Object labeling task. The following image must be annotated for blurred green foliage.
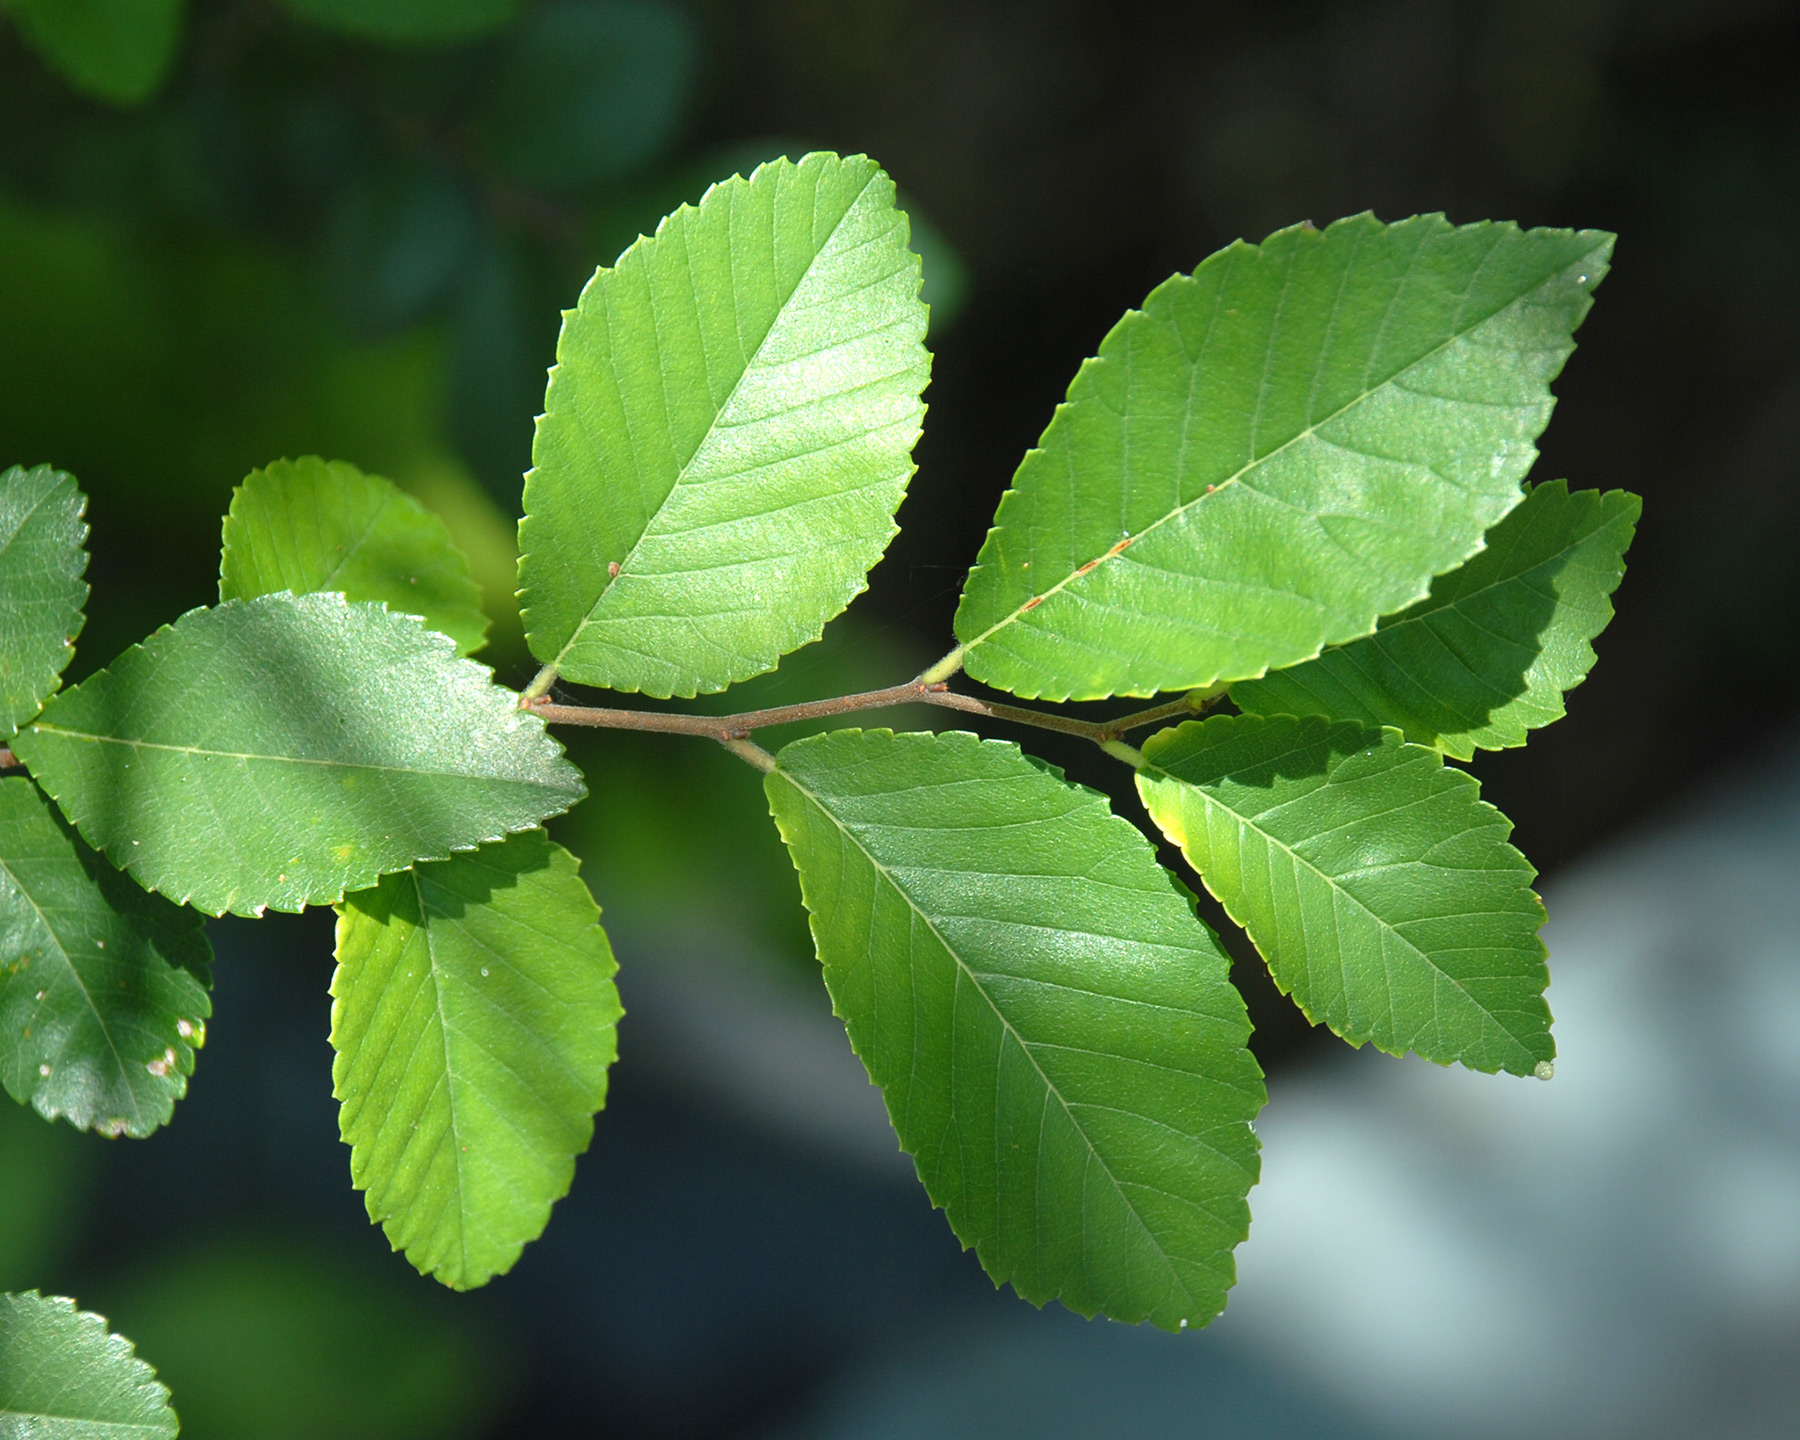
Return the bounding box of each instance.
[0,1101,95,1291]
[1,0,182,105]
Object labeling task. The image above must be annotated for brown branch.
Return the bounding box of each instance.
[0,747,17,770]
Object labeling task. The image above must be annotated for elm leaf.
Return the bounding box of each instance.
[954,215,1613,700]
[220,456,489,656]
[766,728,1264,1331]
[519,151,930,697]
[0,1290,178,1438]
[0,777,211,1139]
[1135,715,1550,1076]
[11,592,583,917]
[333,830,621,1289]
[0,465,88,742]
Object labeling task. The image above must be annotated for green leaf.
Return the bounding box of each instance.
[274,0,516,44]
[0,466,87,742]
[766,729,1264,1331]
[953,214,1613,701]
[0,1291,178,1438]
[11,592,583,918]
[1135,715,1550,1076]
[519,151,931,698]
[1231,481,1639,759]
[2,0,183,106]
[0,777,211,1138]
[332,830,620,1290]
[220,456,489,657]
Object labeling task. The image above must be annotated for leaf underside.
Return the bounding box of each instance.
[333,830,621,1290]
[1136,714,1550,1075]
[0,777,211,1138]
[0,465,88,742]
[954,214,1614,701]
[1232,481,1640,758]
[0,1290,178,1438]
[12,592,584,917]
[220,455,490,656]
[519,150,931,697]
[766,728,1265,1331]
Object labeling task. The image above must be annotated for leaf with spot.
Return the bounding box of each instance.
[11,592,583,917]
[332,829,621,1289]
[1135,714,1550,1076]
[220,455,489,656]
[0,777,210,1139]
[0,466,88,742]
[952,215,1613,700]
[766,728,1264,1331]
[518,150,930,697]
[0,1291,178,1437]
[1231,481,1639,759]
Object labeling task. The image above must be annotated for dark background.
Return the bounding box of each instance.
[2,2,1797,1436]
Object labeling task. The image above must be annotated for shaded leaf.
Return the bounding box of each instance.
[0,1290,177,1438]
[519,151,930,697]
[275,0,516,43]
[12,592,583,917]
[0,777,210,1138]
[766,728,1264,1331]
[2,0,183,106]
[1135,715,1550,1076]
[0,465,87,741]
[954,214,1612,700]
[220,456,489,656]
[333,830,620,1289]
[480,0,697,191]
[1232,481,1639,759]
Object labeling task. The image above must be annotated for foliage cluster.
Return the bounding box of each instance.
[1,151,1633,1421]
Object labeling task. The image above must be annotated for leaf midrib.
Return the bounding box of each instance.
[777,765,1202,1311]
[960,236,1607,660]
[546,167,882,676]
[1141,748,1533,1065]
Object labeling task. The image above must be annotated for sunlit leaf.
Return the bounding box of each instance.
[275,0,517,44]
[954,215,1613,700]
[0,465,87,742]
[0,1291,177,1438]
[220,456,489,656]
[1136,715,1550,1076]
[0,777,210,1138]
[333,830,620,1289]
[2,0,183,106]
[1232,481,1639,759]
[519,151,930,697]
[766,728,1264,1331]
[11,592,583,917]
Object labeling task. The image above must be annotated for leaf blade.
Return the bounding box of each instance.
[332,831,621,1289]
[3,0,184,106]
[954,215,1613,700]
[1135,714,1550,1076]
[1231,481,1639,758]
[220,455,490,656]
[0,465,88,742]
[519,151,931,697]
[0,1291,178,1438]
[11,592,583,917]
[0,777,211,1138]
[766,728,1264,1331]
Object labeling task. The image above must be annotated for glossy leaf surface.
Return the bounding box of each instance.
[333,830,620,1289]
[12,593,583,917]
[0,778,210,1138]
[519,151,930,696]
[3,0,184,105]
[767,729,1264,1331]
[954,215,1613,700]
[1136,715,1550,1075]
[1232,481,1639,758]
[220,455,489,655]
[0,466,88,742]
[0,1291,177,1438]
